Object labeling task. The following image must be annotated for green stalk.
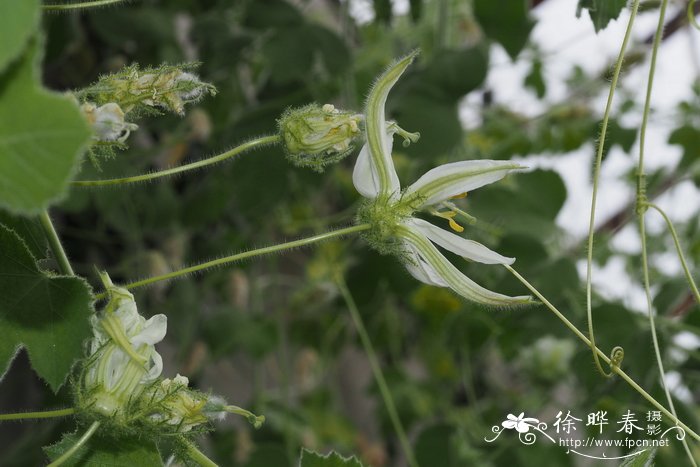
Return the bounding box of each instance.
[43,0,129,10]
[0,407,75,422]
[182,439,218,467]
[94,224,371,299]
[47,421,100,467]
[636,1,696,463]
[336,274,419,467]
[585,0,641,378]
[506,265,700,444]
[39,210,75,276]
[72,135,280,187]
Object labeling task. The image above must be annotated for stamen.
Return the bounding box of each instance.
[387,122,420,147]
[442,201,477,225]
[450,192,468,199]
[432,210,465,233]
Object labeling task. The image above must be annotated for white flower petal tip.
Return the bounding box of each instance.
[362,51,420,198]
[405,160,525,208]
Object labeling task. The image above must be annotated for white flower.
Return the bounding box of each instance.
[353,51,532,307]
[502,413,540,433]
[81,102,138,143]
[84,284,166,416]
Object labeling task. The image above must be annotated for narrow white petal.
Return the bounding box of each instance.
[398,226,532,306]
[403,243,448,287]
[352,144,381,198]
[364,51,417,196]
[405,160,524,208]
[406,218,514,265]
[145,350,163,381]
[132,314,167,346]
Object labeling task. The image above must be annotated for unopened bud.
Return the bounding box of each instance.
[278,103,362,172]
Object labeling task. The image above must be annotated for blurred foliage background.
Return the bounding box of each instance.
[1,0,700,465]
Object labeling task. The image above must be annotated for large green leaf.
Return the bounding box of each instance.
[474,0,534,59]
[0,38,91,214]
[577,0,627,33]
[299,449,364,467]
[0,0,39,73]
[0,225,93,392]
[44,432,162,466]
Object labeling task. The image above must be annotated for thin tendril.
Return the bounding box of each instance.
[645,203,700,306]
[47,421,100,467]
[637,1,697,463]
[505,264,700,444]
[585,0,641,378]
[43,0,129,11]
[689,0,700,30]
[336,274,419,467]
[72,135,280,187]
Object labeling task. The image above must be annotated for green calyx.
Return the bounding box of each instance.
[278,103,362,172]
[356,195,414,256]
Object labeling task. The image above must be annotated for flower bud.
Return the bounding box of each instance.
[278,103,362,172]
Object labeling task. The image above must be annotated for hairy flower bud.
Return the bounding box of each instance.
[77,64,216,117]
[278,103,362,172]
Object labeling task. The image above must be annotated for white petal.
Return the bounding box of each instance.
[502,420,517,429]
[403,243,448,287]
[398,226,532,306]
[515,423,531,433]
[406,218,514,265]
[352,144,381,198]
[405,160,524,208]
[364,52,417,196]
[145,350,163,381]
[131,314,167,346]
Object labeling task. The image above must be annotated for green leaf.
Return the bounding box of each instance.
[0,38,91,214]
[0,0,39,73]
[0,225,93,392]
[524,58,546,98]
[577,0,627,33]
[474,0,534,59]
[44,432,162,466]
[423,46,489,99]
[669,124,700,170]
[619,448,657,467]
[299,449,364,467]
[0,210,47,259]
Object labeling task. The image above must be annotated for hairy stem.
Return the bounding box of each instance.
[336,274,418,467]
[182,439,218,467]
[0,407,75,422]
[506,265,700,444]
[71,135,280,186]
[95,224,371,299]
[585,0,641,378]
[43,0,129,10]
[72,135,280,187]
[47,421,100,467]
[39,210,75,276]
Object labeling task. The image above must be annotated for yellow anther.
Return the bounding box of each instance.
[450,192,468,199]
[433,210,465,233]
